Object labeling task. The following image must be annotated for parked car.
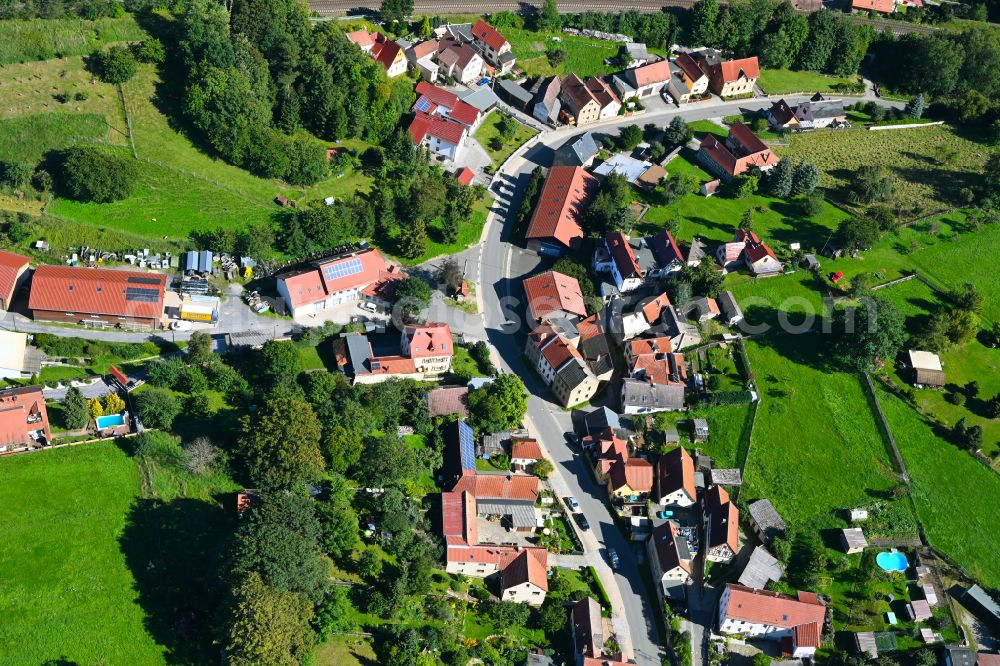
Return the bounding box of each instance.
[575,513,590,530]
[655,510,674,520]
[608,548,620,569]
[358,301,377,312]
[830,271,845,283]
[565,497,580,512]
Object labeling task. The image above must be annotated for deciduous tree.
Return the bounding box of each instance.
[222,571,315,666]
[236,397,325,490]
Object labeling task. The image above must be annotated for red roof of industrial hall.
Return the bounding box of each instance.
[28,265,166,320]
[526,166,597,250]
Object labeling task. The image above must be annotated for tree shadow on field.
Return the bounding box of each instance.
[119,496,235,665]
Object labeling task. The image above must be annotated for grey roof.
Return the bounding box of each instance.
[476,499,536,528]
[692,418,709,433]
[594,154,654,183]
[708,468,742,486]
[797,99,845,121]
[841,527,868,550]
[571,597,604,659]
[227,329,273,348]
[717,290,742,321]
[459,86,500,112]
[556,358,591,390]
[497,79,533,105]
[626,42,649,61]
[854,632,878,658]
[585,406,620,434]
[738,546,783,589]
[748,499,787,540]
[803,253,820,269]
[669,73,691,95]
[687,237,708,263]
[965,584,1000,621]
[572,132,601,164]
[946,647,977,666]
[531,76,562,122]
[622,379,686,410]
[345,333,373,376]
[526,653,556,666]
[444,22,474,42]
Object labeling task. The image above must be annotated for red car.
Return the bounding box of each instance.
[831,271,845,283]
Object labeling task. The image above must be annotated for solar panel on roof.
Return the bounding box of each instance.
[127,276,161,285]
[125,287,160,303]
[322,258,363,282]
[459,420,475,471]
[414,96,433,112]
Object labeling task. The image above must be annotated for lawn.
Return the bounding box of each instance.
[0,15,147,65]
[649,403,753,469]
[314,636,377,666]
[757,68,860,95]
[0,443,169,664]
[474,110,537,168]
[503,27,619,78]
[729,270,831,333]
[874,384,1000,588]
[741,335,900,525]
[0,112,110,163]
[779,124,990,215]
[639,153,849,253]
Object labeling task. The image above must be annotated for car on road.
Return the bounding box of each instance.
[565,497,580,512]
[655,510,674,520]
[575,513,590,531]
[358,302,377,312]
[608,548,620,569]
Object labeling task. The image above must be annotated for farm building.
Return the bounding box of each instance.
[748,499,787,543]
[28,265,167,329]
[908,350,945,388]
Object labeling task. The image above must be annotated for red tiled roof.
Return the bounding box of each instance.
[280,270,327,309]
[610,458,653,493]
[700,134,738,177]
[346,29,376,48]
[717,57,760,83]
[674,52,705,83]
[729,123,770,155]
[523,270,587,320]
[745,241,777,264]
[590,427,628,465]
[428,386,469,417]
[540,334,583,371]
[632,59,672,87]
[630,352,686,385]
[641,292,672,325]
[705,486,739,553]
[315,248,388,297]
[500,547,548,591]
[0,385,48,447]
[586,77,620,108]
[360,266,405,302]
[978,653,1000,666]
[769,99,797,127]
[0,250,29,304]
[794,622,821,648]
[409,39,439,60]
[368,354,418,376]
[657,446,696,503]
[29,265,166,320]
[449,100,481,127]
[606,232,643,280]
[415,81,459,109]
[852,0,895,11]
[408,111,468,146]
[452,473,539,502]
[526,166,597,250]
[628,337,673,357]
[650,229,683,267]
[442,490,477,546]
[371,38,404,72]
[735,228,762,245]
[472,19,509,53]
[650,520,692,574]
[511,439,543,460]
[403,322,453,358]
[723,584,827,631]
[455,167,475,186]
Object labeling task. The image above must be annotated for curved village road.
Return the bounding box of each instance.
[475,93,904,665]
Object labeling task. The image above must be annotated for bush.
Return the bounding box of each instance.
[59,146,138,203]
[92,45,138,84]
[945,391,966,406]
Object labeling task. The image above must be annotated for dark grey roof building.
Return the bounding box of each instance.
[496,79,533,111]
[748,499,787,543]
[621,379,686,413]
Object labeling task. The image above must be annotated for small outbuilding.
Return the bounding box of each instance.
[840,527,868,554]
[747,499,787,543]
[849,508,869,522]
[690,418,709,442]
[908,350,945,388]
[717,290,743,326]
[854,631,878,658]
[906,599,933,622]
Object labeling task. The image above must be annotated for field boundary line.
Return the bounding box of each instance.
[861,371,910,483]
[117,83,137,158]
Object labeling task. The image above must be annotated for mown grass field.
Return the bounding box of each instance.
[504,27,619,78]
[0,443,168,665]
[874,384,1000,588]
[474,110,537,168]
[0,15,147,65]
[757,68,860,95]
[779,124,989,214]
[657,404,754,469]
[741,335,900,524]
[0,112,109,163]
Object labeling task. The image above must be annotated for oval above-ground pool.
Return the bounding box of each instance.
[876,550,909,572]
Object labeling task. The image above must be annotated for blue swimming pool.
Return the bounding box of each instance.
[96,413,125,430]
[876,551,909,572]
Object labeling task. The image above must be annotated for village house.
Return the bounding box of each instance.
[346,29,408,77]
[0,331,41,380]
[717,228,783,276]
[703,485,739,563]
[559,73,621,126]
[587,426,629,479]
[0,249,30,311]
[656,446,697,507]
[621,379,687,415]
[717,290,744,326]
[607,457,654,502]
[343,322,453,385]
[692,296,720,322]
[648,520,693,601]
[525,166,598,256]
[436,37,485,85]
[28,264,167,329]
[851,0,896,13]
[496,79,534,112]
[408,110,469,161]
[0,384,50,452]
[427,386,470,418]
[276,247,402,317]
[738,546,784,590]
[412,81,483,129]
[557,131,601,168]
[614,291,673,341]
[405,39,441,81]
[471,19,515,74]
[593,229,685,292]
[510,439,543,472]
[524,322,607,407]
[572,596,633,665]
[718,584,827,659]
[695,52,760,98]
[530,75,562,126]
[666,52,710,104]
[612,59,673,99]
[748,498,787,543]
[766,95,847,131]
[698,123,779,181]
[523,270,588,323]
[623,42,650,67]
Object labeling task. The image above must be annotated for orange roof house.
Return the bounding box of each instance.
[609,458,654,496]
[0,385,50,451]
[704,485,739,562]
[277,247,394,316]
[525,166,598,254]
[852,0,895,12]
[402,322,453,359]
[472,19,510,54]
[718,584,827,657]
[28,265,166,328]
[523,270,587,322]
[0,250,29,311]
[657,447,696,507]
